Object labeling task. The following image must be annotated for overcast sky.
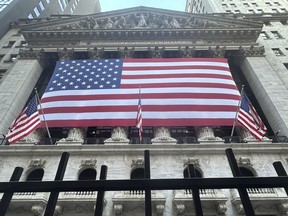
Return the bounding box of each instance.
[99,0,187,12]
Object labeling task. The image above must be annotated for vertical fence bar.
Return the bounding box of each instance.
[225,148,255,216]
[0,167,23,216]
[187,164,203,216]
[144,150,152,216]
[94,165,108,216]
[273,161,288,195]
[44,152,70,216]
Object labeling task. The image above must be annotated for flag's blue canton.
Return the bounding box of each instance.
[240,94,250,113]
[25,96,38,116]
[47,59,123,92]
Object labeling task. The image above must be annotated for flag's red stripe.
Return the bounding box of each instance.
[123,58,228,63]
[122,73,233,80]
[123,65,230,71]
[41,93,240,103]
[121,83,238,89]
[40,118,234,128]
[41,105,239,114]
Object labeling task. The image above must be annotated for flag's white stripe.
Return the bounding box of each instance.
[121,78,235,85]
[122,69,231,76]
[8,120,41,143]
[40,111,237,121]
[7,113,40,136]
[42,88,240,98]
[123,62,228,67]
[41,99,239,109]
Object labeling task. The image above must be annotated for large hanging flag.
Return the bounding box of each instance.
[6,95,41,144]
[40,58,241,127]
[237,92,267,141]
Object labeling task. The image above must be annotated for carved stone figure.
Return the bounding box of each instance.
[105,18,114,29]
[171,17,181,28]
[160,16,171,28]
[137,13,148,27]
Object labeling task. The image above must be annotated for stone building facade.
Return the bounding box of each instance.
[0,6,288,216]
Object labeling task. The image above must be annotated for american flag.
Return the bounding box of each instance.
[237,92,267,141]
[136,97,143,144]
[6,95,41,144]
[40,58,241,127]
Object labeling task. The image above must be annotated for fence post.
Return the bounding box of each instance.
[94,165,108,216]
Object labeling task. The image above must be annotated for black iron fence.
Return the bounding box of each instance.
[1,148,288,216]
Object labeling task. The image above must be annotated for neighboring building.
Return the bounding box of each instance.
[1,4,288,216]
[0,0,101,39]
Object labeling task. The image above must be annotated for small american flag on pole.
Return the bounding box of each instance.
[136,94,143,144]
[6,95,41,144]
[237,92,267,141]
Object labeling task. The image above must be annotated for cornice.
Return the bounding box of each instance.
[1,143,287,156]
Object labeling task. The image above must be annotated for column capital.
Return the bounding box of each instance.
[88,47,105,59]
[118,47,135,58]
[208,45,226,58]
[19,48,47,67]
[232,45,265,65]
[57,47,75,60]
[178,46,196,58]
[148,46,165,58]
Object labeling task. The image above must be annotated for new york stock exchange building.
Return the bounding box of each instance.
[1,6,288,216]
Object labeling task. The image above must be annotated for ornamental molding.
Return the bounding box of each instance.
[20,7,262,46]
[80,159,97,168]
[29,159,46,169]
[19,48,47,67]
[183,158,200,167]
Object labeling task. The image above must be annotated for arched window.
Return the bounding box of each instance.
[130,167,145,195]
[78,168,97,180]
[26,168,44,181]
[183,166,202,178]
[130,167,144,179]
[239,167,255,177]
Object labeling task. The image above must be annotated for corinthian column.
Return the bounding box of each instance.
[195,126,223,143]
[18,128,46,145]
[56,48,87,145]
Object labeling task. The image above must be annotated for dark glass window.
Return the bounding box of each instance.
[26,169,44,181]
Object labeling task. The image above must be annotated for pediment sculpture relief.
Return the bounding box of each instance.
[44,13,228,31]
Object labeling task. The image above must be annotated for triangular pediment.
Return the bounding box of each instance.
[21,6,261,31]
[20,6,263,46]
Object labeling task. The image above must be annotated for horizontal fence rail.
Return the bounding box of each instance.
[1,148,288,216]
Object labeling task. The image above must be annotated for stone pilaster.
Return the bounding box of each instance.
[232,45,265,65]
[0,51,44,135]
[151,127,177,144]
[195,126,223,143]
[104,126,130,144]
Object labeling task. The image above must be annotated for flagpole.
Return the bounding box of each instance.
[137,87,143,144]
[34,88,53,145]
[230,85,244,142]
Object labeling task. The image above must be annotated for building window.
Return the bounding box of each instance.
[274,2,281,6]
[264,21,272,26]
[272,48,284,56]
[283,63,288,69]
[230,3,236,7]
[0,54,4,60]
[39,1,45,11]
[271,31,283,39]
[58,0,64,11]
[248,9,255,13]
[78,168,97,180]
[2,40,15,48]
[265,2,272,6]
[260,31,270,39]
[183,166,203,178]
[235,10,240,13]
[222,3,228,7]
[251,2,258,6]
[26,169,44,181]
[280,8,287,13]
[271,8,278,13]
[0,69,7,80]
[85,127,111,144]
[34,7,40,17]
[243,3,249,7]
[226,10,231,12]
[257,9,263,13]
[28,13,33,19]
